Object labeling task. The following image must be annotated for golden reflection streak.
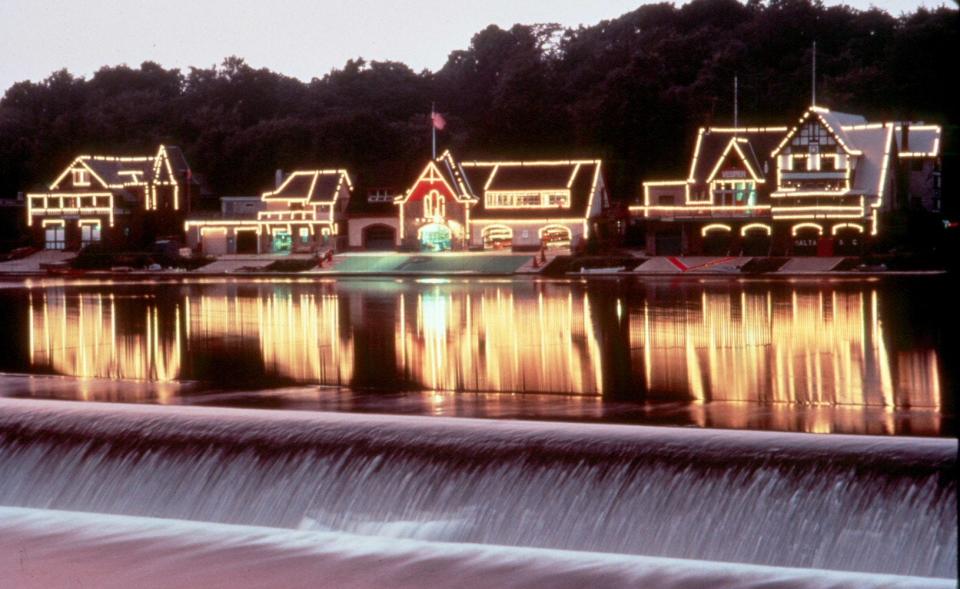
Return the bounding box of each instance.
[28,290,181,384]
[396,286,604,395]
[191,292,354,384]
[631,286,941,432]
[28,289,354,387]
[23,283,943,428]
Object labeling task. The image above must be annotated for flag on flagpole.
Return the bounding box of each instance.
[430,103,445,159]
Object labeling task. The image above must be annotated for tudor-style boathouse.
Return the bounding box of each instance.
[633,105,942,255]
[25,145,196,250]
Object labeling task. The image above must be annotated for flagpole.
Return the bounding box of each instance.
[733,75,738,133]
[811,41,816,107]
[431,102,437,159]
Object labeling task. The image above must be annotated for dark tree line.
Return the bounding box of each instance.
[0,0,955,205]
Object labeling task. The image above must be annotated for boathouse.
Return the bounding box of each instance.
[25,145,196,250]
[185,169,352,255]
[633,105,941,255]
[393,150,607,252]
[459,158,607,251]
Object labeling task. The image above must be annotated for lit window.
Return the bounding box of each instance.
[424,190,445,219]
[711,180,756,206]
[485,190,571,208]
[44,224,65,249]
[807,144,820,171]
[72,168,90,187]
[81,222,101,245]
[546,192,569,207]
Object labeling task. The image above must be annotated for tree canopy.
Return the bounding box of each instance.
[0,0,955,203]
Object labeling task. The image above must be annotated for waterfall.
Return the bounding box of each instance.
[1,399,955,580]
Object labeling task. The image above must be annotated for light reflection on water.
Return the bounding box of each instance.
[633,289,940,409]
[1,277,951,435]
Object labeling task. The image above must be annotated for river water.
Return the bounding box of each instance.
[0,276,955,587]
[0,275,953,435]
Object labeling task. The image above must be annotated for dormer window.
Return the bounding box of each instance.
[72,168,90,187]
[368,189,395,203]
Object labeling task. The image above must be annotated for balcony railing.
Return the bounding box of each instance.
[257,210,318,222]
[779,171,848,182]
[635,206,772,220]
[29,193,113,213]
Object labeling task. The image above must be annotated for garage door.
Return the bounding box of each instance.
[655,230,682,256]
[363,225,396,250]
[201,230,228,256]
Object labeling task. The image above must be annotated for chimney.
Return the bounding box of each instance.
[275,169,284,188]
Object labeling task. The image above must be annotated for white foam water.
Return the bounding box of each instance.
[0,399,956,579]
[0,507,952,589]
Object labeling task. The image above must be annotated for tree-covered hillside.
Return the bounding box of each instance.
[0,0,955,204]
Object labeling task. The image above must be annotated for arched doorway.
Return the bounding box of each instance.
[481,225,513,250]
[741,224,772,256]
[832,224,864,256]
[791,223,822,256]
[539,225,572,249]
[701,224,732,255]
[418,223,452,252]
[362,224,396,250]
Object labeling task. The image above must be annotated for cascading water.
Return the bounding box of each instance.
[1,398,956,586]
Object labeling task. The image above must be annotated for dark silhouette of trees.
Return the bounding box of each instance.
[0,0,955,205]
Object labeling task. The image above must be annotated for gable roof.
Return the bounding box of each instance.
[771,106,864,157]
[395,151,477,204]
[160,145,191,178]
[436,150,476,199]
[687,127,784,185]
[705,137,767,183]
[841,124,893,198]
[819,110,867,148]
[459,159,603,220]
[87,158,153,187]
[893,124,941,157]
[49,144,192,191]
[261,170,352,203]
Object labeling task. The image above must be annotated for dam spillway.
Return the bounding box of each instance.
[0,399,955,586]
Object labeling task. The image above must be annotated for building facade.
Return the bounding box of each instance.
[393,151,607,251]
[633,105,942,255]
[25,145,194,250]
[185,169,352,255]
[345,188,401,250]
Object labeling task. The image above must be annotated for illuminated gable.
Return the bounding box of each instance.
[706,138,765,184]
[395,157,474,205]
[772,106,863,159]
